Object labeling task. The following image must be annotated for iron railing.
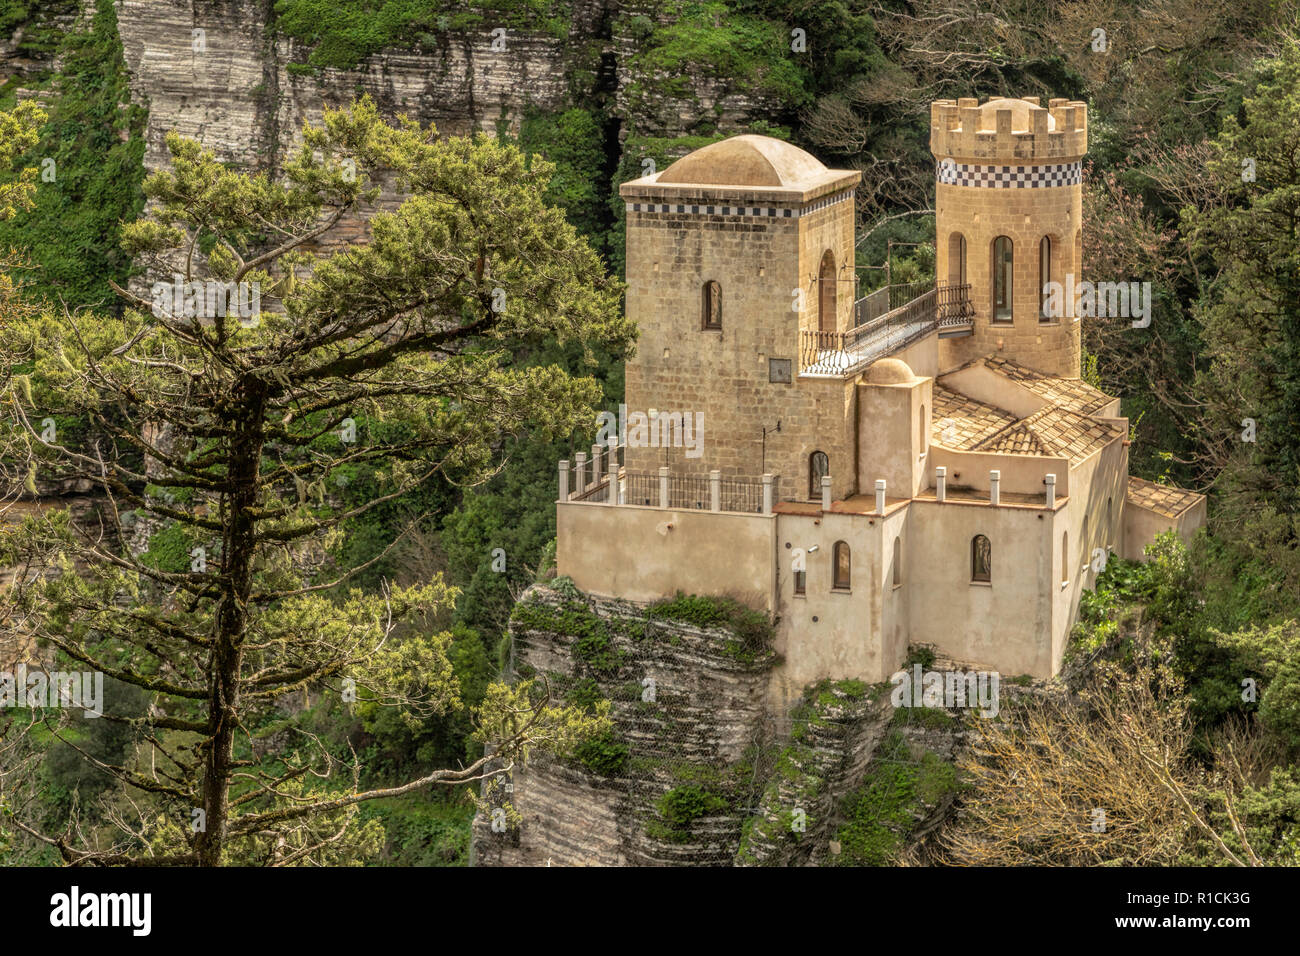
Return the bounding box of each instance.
[802,280,972,376]
[937,281,975,329]
[579,471,777,514]
[719,476,769,514]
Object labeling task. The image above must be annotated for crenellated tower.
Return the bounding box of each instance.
[931,96,1088,378]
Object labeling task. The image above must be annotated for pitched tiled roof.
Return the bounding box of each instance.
[1126,475,1204,518]
[982,356,1114,415]
[974,405,1121,463]
[931,386,1017,449]
[978,424,1049,456]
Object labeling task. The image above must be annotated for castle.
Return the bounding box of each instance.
[555,97,1205,706]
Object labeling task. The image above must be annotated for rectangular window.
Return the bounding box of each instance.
[768,358,792,383]
[794,570,806,596]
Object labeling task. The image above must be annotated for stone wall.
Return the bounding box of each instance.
[620,193,860,499]
[932,98,1087,378]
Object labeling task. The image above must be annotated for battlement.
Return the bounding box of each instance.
[930,96,1087,164]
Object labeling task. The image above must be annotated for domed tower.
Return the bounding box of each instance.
[618,135,861,495]
[931,97,1088,378]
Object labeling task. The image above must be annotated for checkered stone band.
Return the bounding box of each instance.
[626,188,854,219]
[936,160,1082,188]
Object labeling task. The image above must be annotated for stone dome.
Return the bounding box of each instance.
[974,97,1056,133]
[657,135,829,188]
[864,358,916,385]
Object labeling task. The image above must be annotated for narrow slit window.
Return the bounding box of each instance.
[1039,236,1053,321]
[972,534,991,583]
[702,280,722,330]
[949,233,967,287]
[818,250,837,333]
[992,236,1013,322]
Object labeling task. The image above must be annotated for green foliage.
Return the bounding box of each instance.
[565,676,604,711]
[356,625,495,778]
[621,2,810,113]
[830,733,959,866]
[656,784,728,839]
[274,0,570,72]
[138,520,203,574]
[647,592,775,655]
[1185,38,1300,526]
[903,645,935,669]
[0,0,146,308]
[514,107,610,256]
[1210,621,1300,751]
[0,1,78,65]
[572,730,628,776]
[356,791,476,866]
[0,98,626,865]
[42,677,150,810]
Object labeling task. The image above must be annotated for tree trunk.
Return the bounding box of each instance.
[197,383,266,866]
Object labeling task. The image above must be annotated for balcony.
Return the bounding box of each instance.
[560,452,780,515]
[800,280,973,378]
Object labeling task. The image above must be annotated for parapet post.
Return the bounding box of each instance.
[989,470,1001,507]
[1045,473,1056,510]
[575,451,587,493]
[936,466,947,503]
[821,474,832,512]
[591,444,602,488]
[762,474,774,515]
[558,459,570,501]
[658,466,669,509]
[875,479,886,515]
[710,470,721,512]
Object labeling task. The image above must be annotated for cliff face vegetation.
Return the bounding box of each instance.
[473,581,974,866]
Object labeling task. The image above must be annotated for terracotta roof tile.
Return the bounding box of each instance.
[1126,475,1204,518]
[983,356,1114,415]
[931,386,1017,449]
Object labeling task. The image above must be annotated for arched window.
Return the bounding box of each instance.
[1039,236,1053,321]
[992,236,1013,322]
[918,404,927,453]
[948,233,967,287]
[702,280,722,330]
[809,450,829,499]
[1061,532,1069,585]
[833,541,851,590]
[971,534,991,582]
[892,537,902,588]
[818,250,837,333]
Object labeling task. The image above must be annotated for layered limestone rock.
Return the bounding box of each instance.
[473,583,779,866]
[115,0,580,176]
[472,583,974,867]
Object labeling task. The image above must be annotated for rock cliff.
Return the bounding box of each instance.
[472,582,975,866]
